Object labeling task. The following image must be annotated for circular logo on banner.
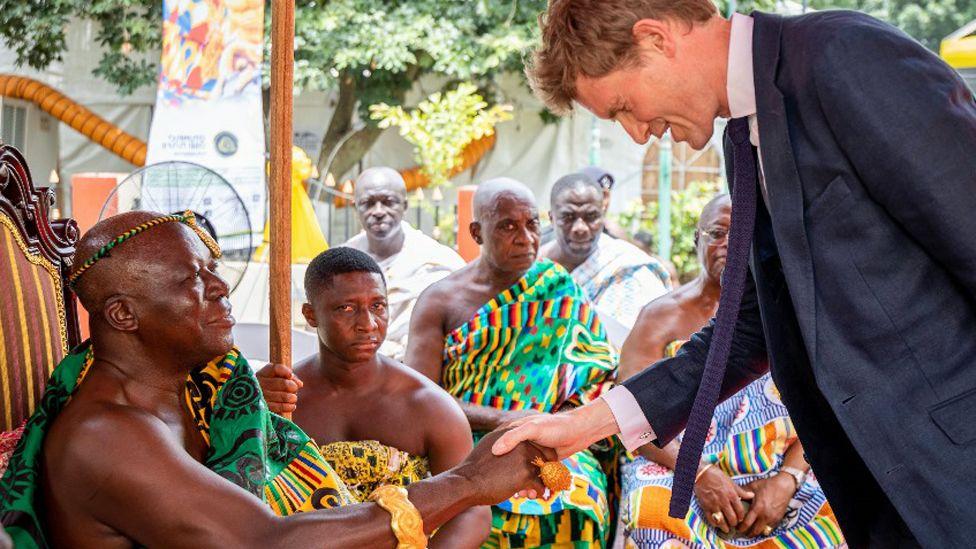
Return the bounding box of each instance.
[214,131,239,157]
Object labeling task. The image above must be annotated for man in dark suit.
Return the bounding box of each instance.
[493,1,976,546]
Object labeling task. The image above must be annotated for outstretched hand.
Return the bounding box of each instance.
[491,399,619,460]
[256,363,303,415]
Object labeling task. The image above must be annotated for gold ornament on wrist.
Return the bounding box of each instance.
[367,485,427,549]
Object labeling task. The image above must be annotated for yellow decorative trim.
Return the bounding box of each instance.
[5,228,35,414]
[367,485,427,549]
[0,214,69,358]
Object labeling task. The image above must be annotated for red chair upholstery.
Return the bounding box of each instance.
[0,144,80,432]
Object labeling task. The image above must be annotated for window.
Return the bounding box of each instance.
[1,104,27,150]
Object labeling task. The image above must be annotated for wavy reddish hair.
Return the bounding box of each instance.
[527,0,718,114]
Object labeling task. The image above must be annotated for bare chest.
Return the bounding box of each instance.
[291,390,426,456]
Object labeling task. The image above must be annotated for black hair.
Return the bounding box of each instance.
[304,247,386,300]
[549,172,603,208]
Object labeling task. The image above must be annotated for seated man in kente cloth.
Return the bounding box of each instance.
[541,172,670,330]
[0,210,550,548]
[406,178,618,548]
[617,195,844,547]
[258,246,490,547]
[343,167,466,360]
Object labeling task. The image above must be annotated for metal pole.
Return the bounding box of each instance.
[344,200,350,242]
[327,193,333,244]
[657,135,673,261]
[589,114,601,166]
[269,0,294,417]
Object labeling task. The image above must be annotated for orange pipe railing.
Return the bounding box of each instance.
[0,75,147,166]
[0,74,496,192]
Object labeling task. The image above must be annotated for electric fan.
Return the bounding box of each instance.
[98,161,254,292]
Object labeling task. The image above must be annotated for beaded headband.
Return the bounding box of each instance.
[68,210,222,287]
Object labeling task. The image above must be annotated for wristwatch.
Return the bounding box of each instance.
[779,466,807,490]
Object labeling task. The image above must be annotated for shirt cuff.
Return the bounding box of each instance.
[601,385,656,452]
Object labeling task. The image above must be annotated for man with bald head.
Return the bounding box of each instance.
[0,210,553,548]
[344,167,464,360]
[405,178,619,548]
[542,172,670,331]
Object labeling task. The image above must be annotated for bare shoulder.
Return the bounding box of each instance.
[412,263,475,328]
[381,357,465,425]
[635,291,682,329]
[384,357,452,406]
[420,262,475,299]
[291,354,317,379]
[45,398,173,501]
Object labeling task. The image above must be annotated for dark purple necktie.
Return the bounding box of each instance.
[669,117,758,518]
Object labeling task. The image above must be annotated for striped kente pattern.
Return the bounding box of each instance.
[441,260,618,547]
[0,215,68,431]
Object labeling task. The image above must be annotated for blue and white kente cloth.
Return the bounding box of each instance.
[571,235,670,329]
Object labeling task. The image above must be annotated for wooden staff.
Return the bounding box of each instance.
[269,0,294,417]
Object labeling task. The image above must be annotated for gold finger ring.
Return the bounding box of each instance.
[762,525,773,536]
[711,512,723,523]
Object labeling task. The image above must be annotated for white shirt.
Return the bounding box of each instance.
[727,13,770,204]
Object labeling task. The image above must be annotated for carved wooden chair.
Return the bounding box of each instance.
[0,144,80,436]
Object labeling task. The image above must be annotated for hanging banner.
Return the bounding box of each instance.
[146,0,267,244]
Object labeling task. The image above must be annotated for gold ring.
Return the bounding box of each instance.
[711,511,723,523]
[762,525,773,536]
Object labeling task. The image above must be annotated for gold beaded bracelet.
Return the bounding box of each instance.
[367,485,427,549]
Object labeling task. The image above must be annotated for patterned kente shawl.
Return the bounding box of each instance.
[620,342,845,548]
[0,342,355,548]
[442,259,618,540]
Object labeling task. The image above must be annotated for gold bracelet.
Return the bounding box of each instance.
[367,485,427,549]
[695,463,714,482]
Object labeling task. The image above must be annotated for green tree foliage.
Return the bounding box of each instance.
[295,0,546,181]
[612,180,724,281]
[0,0,159,95]
[370,83,513,187]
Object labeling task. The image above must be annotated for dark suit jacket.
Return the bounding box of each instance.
[623,10,976,547]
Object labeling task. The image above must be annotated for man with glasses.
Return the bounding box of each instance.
[615,194,843,546]
[344,167,464,360]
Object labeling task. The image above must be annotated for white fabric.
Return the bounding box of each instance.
[571,236,669,329]
[344,221,465,360]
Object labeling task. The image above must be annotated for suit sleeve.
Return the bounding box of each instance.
[814,22,976,298]
[621,267,769,446]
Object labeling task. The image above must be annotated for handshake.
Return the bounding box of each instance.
[257,363,591,506]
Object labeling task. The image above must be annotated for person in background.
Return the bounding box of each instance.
[258,247,490,548]
[344,167,465,361]
[616,194,844,546]
[542,172,670,329]
[405,178,618,548]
